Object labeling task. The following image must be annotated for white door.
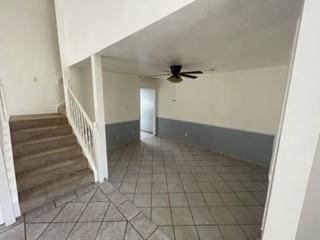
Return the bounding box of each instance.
[140,88,155,134]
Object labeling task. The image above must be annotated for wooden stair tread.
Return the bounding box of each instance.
[12,124,70,133]
[13,134,75,147]
[19,168,93,200]
[17,156,87,179]
[17,157,89,192]
[10,113,66,122]
[19,169,94,213]
[14,145,81,162]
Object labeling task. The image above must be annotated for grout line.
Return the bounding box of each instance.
[164,152,176,240]
[63,188,97,239]
[35,200,67,240]
[122,221,128,240]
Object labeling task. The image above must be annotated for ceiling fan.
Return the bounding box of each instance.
[151,65,204,83]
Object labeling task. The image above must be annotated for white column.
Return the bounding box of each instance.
[0,149,16,226]
[262,0,320,239]
[91,54,108,182]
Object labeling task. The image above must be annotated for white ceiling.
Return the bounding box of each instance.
[94,0,303,76]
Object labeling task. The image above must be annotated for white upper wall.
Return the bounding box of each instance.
[103,72,140,124]
[157,66,288,135]
[55,0,194,65]
[70,66,141,125]
[70,66,94,120]
[0,0,62,116]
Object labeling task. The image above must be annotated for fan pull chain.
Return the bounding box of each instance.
[172,84,177,102]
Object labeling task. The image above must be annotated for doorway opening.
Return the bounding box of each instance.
[140,88,156,139]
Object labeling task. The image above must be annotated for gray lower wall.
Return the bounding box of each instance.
[157,117,274,166]
[105,120,140,148]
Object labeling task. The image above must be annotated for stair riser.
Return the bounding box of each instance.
[19,171,94,213]
[12,126,73,143]
[10,118,68,131]
[13,136,77,158]
[17,161,88,192]
[14,147,83,174]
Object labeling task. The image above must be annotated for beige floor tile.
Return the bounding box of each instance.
[174,226,199,240]
[149,228,171,240]
[203,193,225,206]
[130,213,157,239]
[124,224,143,240]
[186,193,207,206]
[104,203,125,221]
[54,203,86,222]
[241,225,261,240]
[197,226,223,240]
[220,193,243,206]
[191,207,216,225]
[169,193,188,206]
[26,223,48,240]
[134,194,152,207]
[219,225,248,240]
[118,201,141,221]
[91,189,109,202]
[0,224,25,240]
[210,207,237,224]
[79,202,109,222]
[135,182,152,193]
[39,223,74,240]
[152,207,172,225]
[96,222,126,240]
[152,194,170,207]
[171,207,194,225]
[228,206,258,224]
[68,222,101,240]
[159,226,175,240]
[152,182,168,193]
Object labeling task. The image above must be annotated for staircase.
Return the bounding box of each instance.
[10,113,94,213]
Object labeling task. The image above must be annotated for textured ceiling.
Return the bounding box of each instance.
[93,0,303,76]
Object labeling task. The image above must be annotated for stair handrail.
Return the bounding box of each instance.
[64,80,98,181]
[67,85,94,129]
[0,82,19,225]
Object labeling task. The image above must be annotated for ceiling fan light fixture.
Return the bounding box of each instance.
[167,75,183,83]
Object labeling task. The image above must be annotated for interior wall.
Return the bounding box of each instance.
[103,72,140,125]
[70,67,141,123]
[69,66,141,147]
[262,0,320,237]
[156,66,288,164]
[69,66,94,121]
[54,0,194,65]
[0,0,63,116]
[157,66,287,135]
[296,133,320,239]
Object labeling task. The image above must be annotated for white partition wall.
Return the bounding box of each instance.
[54,0,194,65]
[262,0,320,239]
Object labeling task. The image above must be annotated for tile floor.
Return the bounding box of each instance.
[108,133,268,240]
[0,182,168,240]
[0,133,268,240]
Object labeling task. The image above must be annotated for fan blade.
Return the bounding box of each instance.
[180,71,203,74]
[147,73,171,77]
[180,73,198,79]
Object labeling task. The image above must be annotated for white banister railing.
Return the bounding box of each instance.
[0,83,20,226]
[64,80,98,181]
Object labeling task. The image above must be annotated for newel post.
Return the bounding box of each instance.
[91,54,108,182]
